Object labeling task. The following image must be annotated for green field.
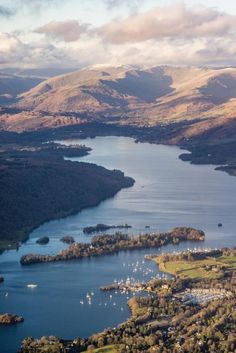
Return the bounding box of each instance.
[156,255,236,279]
[83,345,119,353]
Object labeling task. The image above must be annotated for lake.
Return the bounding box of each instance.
[0,136,236,353]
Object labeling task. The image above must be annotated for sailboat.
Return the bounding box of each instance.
[27,284,38,288]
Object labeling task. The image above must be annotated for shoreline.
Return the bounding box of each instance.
[49,123,236,179]
[0,179,134,255]
[1,125,232,255]
[1,122,235,178]
[3,178,133,253]
[18,247,236,353]
[0,139,135,254]
[20,227,205,266]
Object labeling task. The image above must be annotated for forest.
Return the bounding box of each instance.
[0,140,134,252]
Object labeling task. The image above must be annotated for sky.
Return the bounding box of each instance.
[1,0,236,69]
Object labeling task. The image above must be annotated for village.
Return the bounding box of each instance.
[173,288,233,305]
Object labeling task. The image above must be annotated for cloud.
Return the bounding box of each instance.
[35,20,89,42]
[61,32,236,69]
[99,3,236,44]
[2,3,236,69]
[120,37,236,67]
[0,33,23,56]
[0,5,14,17]
[2,28,236,70]
[0,32,76,68]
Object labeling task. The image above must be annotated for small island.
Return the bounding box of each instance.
[83,224,132,234]
[60,236,75,244]
[0,314,24,325]
[36,236,50,245]
[20,227,205,265]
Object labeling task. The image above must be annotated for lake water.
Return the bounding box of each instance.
[1,136,236,353]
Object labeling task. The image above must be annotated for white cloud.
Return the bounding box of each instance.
[99,3,236,44]
[2,3,236,69]
[0,32,76,68]
[35,20,89,42]
[0,33,21,53]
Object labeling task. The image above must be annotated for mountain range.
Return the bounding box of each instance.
[18,65,236,120]
[0,67,77,106]
[0,65,235,142]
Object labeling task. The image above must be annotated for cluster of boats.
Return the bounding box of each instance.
[77,258,170,308]
[123,259,155,277]
[79,290,126,311]
[80,291,95,305]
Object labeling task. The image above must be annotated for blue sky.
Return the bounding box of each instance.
[1,0,236,68]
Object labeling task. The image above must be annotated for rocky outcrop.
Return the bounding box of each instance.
[20,227,205,266]
[0,314,24,325]
[60,236,75,244]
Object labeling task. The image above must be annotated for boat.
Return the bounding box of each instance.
[27,284,38,288]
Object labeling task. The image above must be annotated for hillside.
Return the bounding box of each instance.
[1,67,77,79]
[1,65,236,174]
[11,65,236,127]
[0,72,44,105]
[1,65,236,142]
[0,143,134,252]
[0,67,77,106]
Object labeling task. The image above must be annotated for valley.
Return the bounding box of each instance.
[1,65,236,176]
[1,1,236,352]
[1,66,236,353]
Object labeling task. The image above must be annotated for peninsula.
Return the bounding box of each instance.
[0,139,134,253]
[20,227,205,265]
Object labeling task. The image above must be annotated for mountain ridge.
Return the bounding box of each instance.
[1,65,236,153]
[9,65,236,128]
